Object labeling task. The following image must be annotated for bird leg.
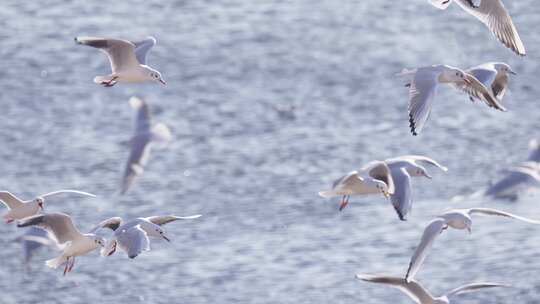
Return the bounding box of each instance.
[339,195,350,211]
[101,76,118,87]
[107,242,117,256]
[68,257,76,273]
[63,257,71,276]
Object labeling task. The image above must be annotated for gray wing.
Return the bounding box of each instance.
[75,37,140,72]
[406,68,440,136]
[362,161,395,195]
[132,37,156,65]
[39,189,96,199]
[406,218,446,282]
[492,71,509,100]
[527,139,540,162]
[116,226,150,259]
[455,72,506,111]
[89,217,123,233]
[444,282,509,298]
[485,169,540,200]
[129,96,152,134]
[455,0,526,56]
[457,66,497,101]
[467,208,540,224]
[356,274,434,304]
[391,155,448,172]
[0,191,24,209]
[121,133,152,194]
[17,213,83,244]
[145,214,202,226]
[390,167,412,221]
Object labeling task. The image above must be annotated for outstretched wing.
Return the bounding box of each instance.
[75,37,140,72]
[406,218,446,282]
[89,217,124,233]
[406,68,440,136]
[40,189,96,199]
[455,72,506,111]
[390,167,412,221]
[356,274,434,304]
[391,155,448,172]
[145,214,202,226]
[0,191,24,209]
[17,213,83,245]
[132,37,157,65]
[362,161,395,195]
[445,282,509,298]
[455,0,526,56]
[467,208,540,224]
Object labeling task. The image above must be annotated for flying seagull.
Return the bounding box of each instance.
[75,36,166,87]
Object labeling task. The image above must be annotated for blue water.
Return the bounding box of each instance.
[0,1,539,303]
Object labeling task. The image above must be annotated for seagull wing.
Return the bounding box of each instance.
[492,71,509,100]
[129,96,152,134]
[116,225,150,259]
[467,208,540,224]
[455,66,497,101]
[75,37,140,72]
[356,274,435,304]
[145,214,202,226]
[362,161,395,195]
[17,213,83,245]
[454,72,506,111]
[456,0,526,56]
[389,167,412,221]
[444,282,509,298]
[89,217,124,233]
[393,155,448,172]
[0,191,24,209]
[132,37,157,65]
[39,189,96,199]
[406,68,440,136]
[121,134,152,194]
[406,218,447,282]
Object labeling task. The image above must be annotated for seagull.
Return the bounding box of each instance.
[484,162,540,201]
[13,227,60,270]
[356,274,508,304]
[398,65,505,135]
[0,190,96,223]
[428,0,526,56]
[17,213,105,275]
[384,155,448,220]
[405,208,540,282]
[319,161,395,211]
[74,36,166,87]
[91,214,201,259]
[454,62,516,104]
[121,97,172,194]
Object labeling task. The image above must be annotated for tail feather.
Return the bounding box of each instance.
[318,190,343,198]
[46,255,67,269]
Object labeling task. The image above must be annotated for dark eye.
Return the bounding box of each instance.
[455,72,459,76]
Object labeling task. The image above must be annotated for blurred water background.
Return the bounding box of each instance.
[0,0,539,303]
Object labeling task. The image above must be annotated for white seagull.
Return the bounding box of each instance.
[75,36,166,87]
[0,190,96,223]
[485,162,540,201]
[17,213,105,275]
[398,65,505,135]
[454,62,516,105]
[356,274,508,304]
[405,208,540,282]
[121,96,172,194]
[91,214,201,259]
[384,155,448,220]
[428,0,526,56]
[319,161,395,211]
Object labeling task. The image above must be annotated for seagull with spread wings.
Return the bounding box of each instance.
[75,36,166,86]
[405,208,540,282]
[428,0,526,56]
[91,214,201,259]
[0,190,96,223]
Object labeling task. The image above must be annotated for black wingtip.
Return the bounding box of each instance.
[408,114,418,136]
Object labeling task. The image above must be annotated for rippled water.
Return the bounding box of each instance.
[0,1,539,303]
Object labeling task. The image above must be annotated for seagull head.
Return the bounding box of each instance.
[494,63,516,75]
[34,197,45,210]
[145,67,166,85]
